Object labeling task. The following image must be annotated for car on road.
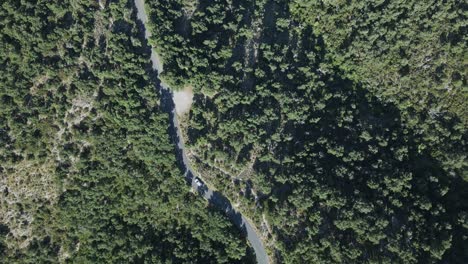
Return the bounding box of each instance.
[194,177,204,187]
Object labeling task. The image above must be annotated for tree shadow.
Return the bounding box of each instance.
[131,3,264,261]
[132,0,467,262]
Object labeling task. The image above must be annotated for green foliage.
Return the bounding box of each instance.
[146,0,467,263]
[0,0,253,263]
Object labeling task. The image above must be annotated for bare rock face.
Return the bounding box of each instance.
[0,158,59,249]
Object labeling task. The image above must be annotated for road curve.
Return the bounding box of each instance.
[133,1,269,264]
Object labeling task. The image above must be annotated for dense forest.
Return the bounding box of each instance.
[0,0,254,263]
[146,0,467,263]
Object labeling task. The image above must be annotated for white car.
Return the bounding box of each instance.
[194,177,203,187]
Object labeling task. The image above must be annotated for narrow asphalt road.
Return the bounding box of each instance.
[133,1,269,264]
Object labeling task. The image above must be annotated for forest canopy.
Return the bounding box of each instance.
[0,0,466,263]
[0,0,253,263]
[145,0,467,263]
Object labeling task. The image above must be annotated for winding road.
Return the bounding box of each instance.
[133,1,269,263]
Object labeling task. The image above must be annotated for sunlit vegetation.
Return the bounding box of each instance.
[0,0,253,262]
[146,0,467,263]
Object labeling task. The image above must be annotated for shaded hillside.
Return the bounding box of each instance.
[145,0,467,263]
[0,0,254,263]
